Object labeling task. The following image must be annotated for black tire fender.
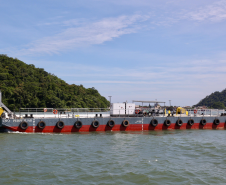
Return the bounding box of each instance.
[19,121,28,130]
[56,121,65,129]
[213,118,220,125]
[37,121,46,129]
[122,120,129,127]
[107,120,115,128]
[200,119,206,126]
[74,121,82,129]
[164,119,171,127]
[92,120,99,128]
[176,119,183,126]
[151,119,158,127]
[187,119,194,126]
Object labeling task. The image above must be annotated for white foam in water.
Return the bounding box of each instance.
[7,131,64,135]
[9,131,33,134]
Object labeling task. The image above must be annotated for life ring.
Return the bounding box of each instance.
[19,121,28,130]
[213,118,220,125]
[44,108,47,112]
[56,121,64,129]
[151,119,158,127]
[135,110,140,114]
[37,121,46,129]
[187,119,194,126]
[107,120,115,128]
[164,119,171,126]
[74,121,82,129]
[194,109,197,114]
[176,119,183,126]
[122,120,129,127]
[53,109,58,114]
[92,120,99,128]
[200,119,206,126]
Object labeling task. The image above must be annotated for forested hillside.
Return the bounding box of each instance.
[195,89,226,109]
[0,54,109,110]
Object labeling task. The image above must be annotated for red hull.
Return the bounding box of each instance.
[4,122,226,133]
[143,122,226,130]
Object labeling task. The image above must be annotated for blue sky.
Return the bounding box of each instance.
[1,0,226,106]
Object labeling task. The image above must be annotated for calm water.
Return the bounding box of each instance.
[0,130,226,184]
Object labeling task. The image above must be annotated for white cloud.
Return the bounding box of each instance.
[8,1,226,56]
[149,1,226,26]
[182,0,226,22]
[19,14,150,55]
[51,58,226,84]
[37,18,86,27]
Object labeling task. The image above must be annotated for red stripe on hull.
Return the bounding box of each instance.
[4,122,226,133]
[143,122,226,130]
[5,124,143,133]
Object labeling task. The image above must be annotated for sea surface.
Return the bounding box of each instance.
[0,130,226,185]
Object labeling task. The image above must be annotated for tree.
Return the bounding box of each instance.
[211,102,225,109]
[194,89,226,108]
[0,55,110,110]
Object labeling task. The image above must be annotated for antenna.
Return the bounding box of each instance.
[108,96,112,105]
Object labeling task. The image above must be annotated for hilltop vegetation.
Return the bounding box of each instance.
[195,89,226,109]
[0,54,109,110]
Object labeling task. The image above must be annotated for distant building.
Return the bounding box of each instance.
[183,106,192,109]
[197,106,208,109]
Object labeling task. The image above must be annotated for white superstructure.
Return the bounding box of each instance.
[110,103,135,115]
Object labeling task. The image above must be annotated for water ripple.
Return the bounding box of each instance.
[1,130,226,184]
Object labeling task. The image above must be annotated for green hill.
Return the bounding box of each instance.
[0,54,109,110]
[194,89,226,109]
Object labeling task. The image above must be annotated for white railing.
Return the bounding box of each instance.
[187,109,225,117]
[17,108,110,118]
[12,108,226,119]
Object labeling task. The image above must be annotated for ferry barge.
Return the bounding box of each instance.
[0,91,225,133]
